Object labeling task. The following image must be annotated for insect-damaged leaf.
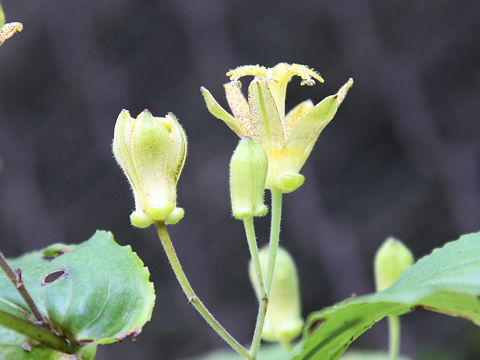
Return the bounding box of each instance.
[0,231,155,359]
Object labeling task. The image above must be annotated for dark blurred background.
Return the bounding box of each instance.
[0,0,479,359]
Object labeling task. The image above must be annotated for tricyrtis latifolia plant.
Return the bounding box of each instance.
[1,6,480,360]
[112,63,353,360]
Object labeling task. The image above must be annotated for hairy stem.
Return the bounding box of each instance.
[243,216,267,358]
[0,250,46,323]
[265,188,283,296]
[0,309,76,354]
[155,222,250,359]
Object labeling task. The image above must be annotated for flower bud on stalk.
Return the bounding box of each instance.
[229,137,268,219]
[374,237,414,291]
[249,246,303,344]
[113,109,187,228]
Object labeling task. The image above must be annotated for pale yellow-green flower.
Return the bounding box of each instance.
[113,109,187,228]
[201,63,353,193]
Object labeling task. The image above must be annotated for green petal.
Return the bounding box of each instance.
[113,110,145,211]
[285,99,314,138]
[165,113,187,183]
[200,87,249,138]
[286,78,353,169]
[248,79,285,149]
[131,111,176,217]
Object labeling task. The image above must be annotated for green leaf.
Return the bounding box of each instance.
[0,231,155,358]
[294,232,480,360]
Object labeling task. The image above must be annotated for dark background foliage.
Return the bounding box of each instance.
[0,0,479,359]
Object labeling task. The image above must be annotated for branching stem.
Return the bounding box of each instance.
[0,250,46,323]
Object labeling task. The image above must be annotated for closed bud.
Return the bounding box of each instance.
[249,246,303,344]
[229,137,268,219]
[374,237,414,291]
[113,109,187,228]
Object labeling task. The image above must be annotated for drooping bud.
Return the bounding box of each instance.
[249,246,303,344]
[229,137,268,219]
[113,109,187,228]
[374,237,414,291]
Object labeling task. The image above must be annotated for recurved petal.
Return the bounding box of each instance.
[248,79,285,149]
[271,63,324,86]
[201,86,249,138]
[224,81,251,127]
[285,99,314,138]
[286,78,353,169]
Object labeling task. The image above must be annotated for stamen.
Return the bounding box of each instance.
[289,63,325,85]
[227,65,269,81]
[0,22,23,45]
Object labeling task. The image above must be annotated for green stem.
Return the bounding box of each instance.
[388,315,400,360]
[0,250,46,324]
[155,222,250,359]
[280,337,292,353]
[265,188,283,296]
[243,216,267,358]
[0,309,76,354]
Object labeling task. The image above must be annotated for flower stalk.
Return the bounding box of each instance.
[243,216,267,357]
[154,222,250,359]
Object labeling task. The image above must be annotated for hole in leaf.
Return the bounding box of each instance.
[41,247,68,261]
[78,339,94,346]
[308,318,325,335]
[42,269,68,286]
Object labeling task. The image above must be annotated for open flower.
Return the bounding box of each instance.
[201,63,353,193]
[113,109,187,228]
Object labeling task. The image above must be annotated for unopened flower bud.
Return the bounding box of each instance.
[374,237,414,291]
[113,109,187,228]
[249,246,303,343]
[229,137,268,219]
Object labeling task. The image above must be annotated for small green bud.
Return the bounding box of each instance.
[374,237,414,291]
[276,172,305,193]
[249,246,303,344]
[229,137,268,219]
[113,109,187,228]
